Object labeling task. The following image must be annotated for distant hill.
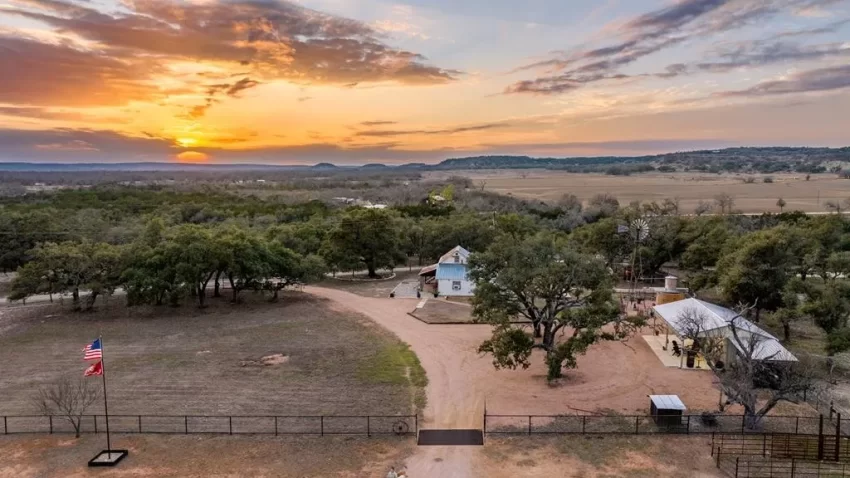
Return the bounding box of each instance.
[1,147,848,174]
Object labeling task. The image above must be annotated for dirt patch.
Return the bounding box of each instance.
[410,299,476,324]
[477,435,722,477]
[240,354,290,367]
[0,434,414,478]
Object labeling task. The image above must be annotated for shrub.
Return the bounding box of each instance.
[763,176,774,183]
[743,176,756,184]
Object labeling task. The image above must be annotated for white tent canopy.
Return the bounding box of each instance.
[653,298,797,362]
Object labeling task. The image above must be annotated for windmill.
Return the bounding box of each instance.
[627,217,652,302]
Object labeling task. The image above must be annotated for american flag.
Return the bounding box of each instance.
[84,361,103,377]
[83,338,102,361]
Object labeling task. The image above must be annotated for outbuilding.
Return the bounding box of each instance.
[649,395,686,427]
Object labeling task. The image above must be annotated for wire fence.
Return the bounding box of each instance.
[717,455,850,477]
[1,414,417,437]
[484,412,836,436]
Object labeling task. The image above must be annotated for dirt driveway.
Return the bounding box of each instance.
[307,287,721,477]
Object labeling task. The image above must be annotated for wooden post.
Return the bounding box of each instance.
[582,416,586,433]
[229,416,233,435]
[138,415,142,433]
[274,416,278,436]
[49,416,53,434]
[635,416,639,434]
[367,416,371,438]
[320,416,324,436]
[762,434,767,456]
[528,416,532,435]
[818,414,825,461]
[2,416,6,435]
[184,416,188,434]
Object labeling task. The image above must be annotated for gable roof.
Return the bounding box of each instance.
[653,298,797,362]
[439,245,470,264]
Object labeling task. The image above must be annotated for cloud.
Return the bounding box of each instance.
[226,78,260,97]
[773,18,850,38]
[355,122,509,137]
[504,0,835,95]
[717,64,850,96]
[0,35,161,106]
[1,0,457,103]
[0,128,177,160]
[0,106,128,123]
[360,120,397,126]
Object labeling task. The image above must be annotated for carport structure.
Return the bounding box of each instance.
[649,298,797,369]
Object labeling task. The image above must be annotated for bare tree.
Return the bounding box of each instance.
[714,193,735,215]
[776,198,786,213]
[33,377,100,438]
[825,198,850,214]
[676,305,817,429]
[478,180,487,192]
[694,200,712,216]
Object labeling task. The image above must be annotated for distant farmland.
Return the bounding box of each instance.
[437,171,849,214]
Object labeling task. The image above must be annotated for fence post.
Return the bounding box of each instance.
[741,414,746,434]
[818,414,825,461]
[795,416,799,434]
[3,416,6,435]
[321,416,324,436]
[274,416,278,437]
[836,413,841,462]
[635,416,639,435]
[735,457,739,477]
[686,415,691,434]
[184,416,188,434]
[528,416,532,436]
[791,458,796,477]
[367,416,371,438]
[762,433,767,457]
[229,416,233,435]
[138,415,142,433]
[49,416,53,434]
[582,415,586,434]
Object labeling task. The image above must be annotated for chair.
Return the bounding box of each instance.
[671,341,682,357]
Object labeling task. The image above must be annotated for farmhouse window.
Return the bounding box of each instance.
[452,281,462,291]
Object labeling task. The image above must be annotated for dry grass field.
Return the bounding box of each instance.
[0,293,426,418]
[435,171,849,214]
[0,434,413,478]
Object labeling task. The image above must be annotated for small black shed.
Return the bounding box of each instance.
[649,395,686,427]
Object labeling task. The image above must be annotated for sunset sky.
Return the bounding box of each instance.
[1,0,849,164]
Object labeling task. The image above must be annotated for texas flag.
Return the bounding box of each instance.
[83,338,102,361]
[84,361,103,377]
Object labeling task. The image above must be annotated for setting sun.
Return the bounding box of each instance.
[176,151,210,163]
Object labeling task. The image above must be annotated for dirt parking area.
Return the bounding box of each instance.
[0,293,425,418]
[317,270,422,298]
[410,299,475,324]
[0,434,413,478]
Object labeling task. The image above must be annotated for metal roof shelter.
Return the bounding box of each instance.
[649,395,686,427]
[652,298,797,363]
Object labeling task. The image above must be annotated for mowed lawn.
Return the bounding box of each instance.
[0,293,426,418]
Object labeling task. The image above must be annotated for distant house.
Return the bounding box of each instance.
[418,246,475,297]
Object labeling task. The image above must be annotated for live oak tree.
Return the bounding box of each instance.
[322,208,406,278]
[717,228,794,322]
[469,233,643,381]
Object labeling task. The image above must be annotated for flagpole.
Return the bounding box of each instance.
[99,335,111,453]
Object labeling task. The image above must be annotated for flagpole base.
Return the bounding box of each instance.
[88,450,128,467]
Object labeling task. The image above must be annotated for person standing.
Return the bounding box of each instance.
[386,466,398,478]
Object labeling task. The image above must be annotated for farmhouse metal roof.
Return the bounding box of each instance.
[439,245,470,264]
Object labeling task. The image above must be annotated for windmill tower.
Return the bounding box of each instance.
[627,217,651,301]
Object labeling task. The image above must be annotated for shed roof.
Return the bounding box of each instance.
[650,395,686,411]
[418,264,437,276]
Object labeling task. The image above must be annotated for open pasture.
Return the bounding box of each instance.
[436,171,849,214]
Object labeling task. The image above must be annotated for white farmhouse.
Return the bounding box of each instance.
[418,246,475,297]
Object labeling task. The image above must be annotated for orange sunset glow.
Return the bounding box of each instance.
[1,0,849,164]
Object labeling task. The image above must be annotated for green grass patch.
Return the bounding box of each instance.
[358,343,427,387]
